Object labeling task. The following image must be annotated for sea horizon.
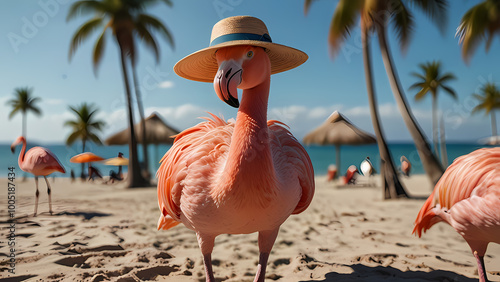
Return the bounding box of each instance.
[4,141,495,178]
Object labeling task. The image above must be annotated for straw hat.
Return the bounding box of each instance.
[174,16,308,82]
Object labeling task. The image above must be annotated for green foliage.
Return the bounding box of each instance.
[457,0,500,62]
[7,87,42,120]
[64,103,106,147]
[409,60,457,101]
[472,82,500,115]
[304,0,448,57]
[67,0,174,73]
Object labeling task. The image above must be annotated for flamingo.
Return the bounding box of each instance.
[157,45,315,281]
[360,157,374,185]
[11,136,66,216]
[413,147,500,282]
[400,156,411,177]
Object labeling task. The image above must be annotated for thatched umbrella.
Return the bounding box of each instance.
[105,112,180,171]
[303,111,376,175]
[105,112,179,145]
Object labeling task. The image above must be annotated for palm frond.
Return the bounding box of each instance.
[67,0,108,22]
[408,0,448,34]
[328,0,364,58]
[136,14,174,49]
[415,87,430,101]
[69,17,104,61]
[409,81,426,90]
[8,107,20,119]
[135,21,160,63]
[410,71,426,81]
[391,1,415,53]
[456,1,490,63]
[441,85,457,99]
[66,131,82,145]
[438,72,456,83]
[93,26,108,75]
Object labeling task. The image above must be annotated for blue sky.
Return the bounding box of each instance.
[1,0,498,144]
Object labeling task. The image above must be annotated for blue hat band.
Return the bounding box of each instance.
[209,33,272,47]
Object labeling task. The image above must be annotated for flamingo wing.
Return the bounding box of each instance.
[413,148,500,237]
[157,113,233,229]
[24,147,65,175]
[267,120,314,215]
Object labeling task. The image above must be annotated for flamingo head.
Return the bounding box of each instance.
[10,136,25,153]
[214,45,271,108]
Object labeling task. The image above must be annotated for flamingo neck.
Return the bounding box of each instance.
[18,139,27,169]
[224,77,275,186]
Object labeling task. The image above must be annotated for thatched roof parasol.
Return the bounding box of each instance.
[105,112,180,145]
[303,111,376,174]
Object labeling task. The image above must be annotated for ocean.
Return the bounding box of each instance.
[1,142,494,178]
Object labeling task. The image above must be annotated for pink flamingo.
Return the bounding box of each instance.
[157,36,314,282]
[413,147,500,282]
[11,136,66,216]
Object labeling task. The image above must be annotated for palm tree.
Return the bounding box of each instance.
[64,103,106,179]
[304,0,446,187]
[409,61,457,160]
[67,0,173,187]
[472,82,500,137]
[457,0,500,63]
[305,0,409,198]
[6,87,42,139]
[130,4,174,178]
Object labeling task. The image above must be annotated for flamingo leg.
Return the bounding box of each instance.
[474,251,489,282]
[254,228,279,282]
[196,232,215,282]
[34,176,39,217]
[44,176,53,215]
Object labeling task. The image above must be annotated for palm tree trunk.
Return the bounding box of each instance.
[22,112,27,139]
[492,110,498,137]
[81,139,86,179]
[375,23,444,185]
[118,43,149,188]
[362,23,409,199]
[432,95,439,158]
[132,68,150,180]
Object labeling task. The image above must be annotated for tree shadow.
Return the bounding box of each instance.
[300,264,477,282]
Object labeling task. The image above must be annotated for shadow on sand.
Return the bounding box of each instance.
[56,211,111,220]
[301,264,478,282]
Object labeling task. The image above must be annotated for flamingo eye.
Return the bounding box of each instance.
[246,51,253,58]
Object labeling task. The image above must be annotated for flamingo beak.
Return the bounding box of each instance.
[214,60,242,108]
[10,145,16,154]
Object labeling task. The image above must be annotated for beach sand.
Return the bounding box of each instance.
[1,175,499,281]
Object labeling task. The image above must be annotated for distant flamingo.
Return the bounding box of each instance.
[400,156,411,177]
[413,147,500,282]
[157,41,314,281]
[360,157,374,186]
[11,136,66,216]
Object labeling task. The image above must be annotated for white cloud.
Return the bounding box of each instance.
[158,80,174,89]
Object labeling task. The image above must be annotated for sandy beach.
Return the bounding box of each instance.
[1,175,499,282]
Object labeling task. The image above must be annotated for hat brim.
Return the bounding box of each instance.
[174,40,308,83]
